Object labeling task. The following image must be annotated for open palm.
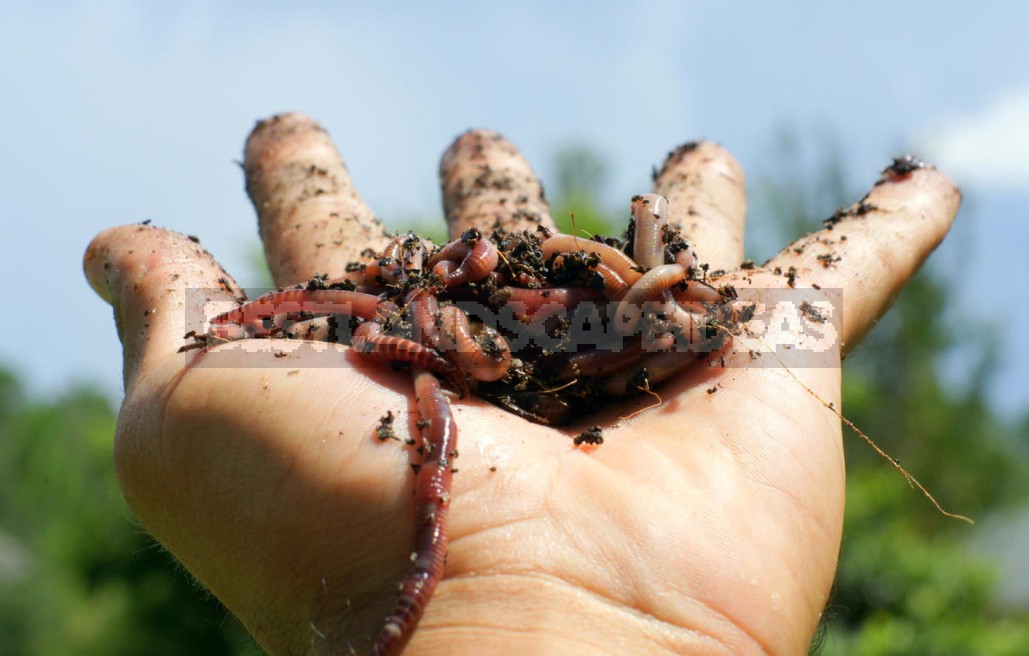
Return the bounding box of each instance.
[85,114,959,655]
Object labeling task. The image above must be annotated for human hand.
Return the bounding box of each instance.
[84,113,960,655]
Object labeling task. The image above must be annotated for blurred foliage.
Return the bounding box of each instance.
[0,370,258,655]
[754,129,1029,654]
[1,136,1026,654]
[549,142,622,238]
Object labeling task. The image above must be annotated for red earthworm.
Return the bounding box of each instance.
[483,269,525,287]
[593,261,630,300]
[371,367,457,656]
[351,323,465,395]
[439,305,511,382]
[497,286,605,322]
[483,270,507,286]
[603,348,701,397]
[555,335,676,380]
[613,264,687,334]
[649,300,708,348]
[429,233,499,287]
[361,233,432,285]
[672,245,696,272]
[406,288,445,353]
[364,235,406,285]
[603,305,727,398]
[511,270,543,288]
[431,259,459,285]
[374,299,403,323]
[208,288,384,339]
[427,237,468,267]
[403,236,434,275]
[671,279,725,304]
[540,234,643,286]
[631,193,669,270]
[557,340,646,381]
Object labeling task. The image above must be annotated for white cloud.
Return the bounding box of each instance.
[920,85,1029,191]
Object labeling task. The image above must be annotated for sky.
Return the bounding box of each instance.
[1,0,1027,417]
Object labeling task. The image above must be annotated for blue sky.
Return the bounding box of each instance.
[2,1,1027,416]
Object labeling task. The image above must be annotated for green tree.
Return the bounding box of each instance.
[549,142,618,237]
[0,368,258,655]
[755,130,1029,654]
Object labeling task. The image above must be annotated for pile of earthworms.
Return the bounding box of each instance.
[204,192,736,423]
[194,191,738,655]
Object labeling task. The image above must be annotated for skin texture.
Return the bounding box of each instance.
[246,113,392,284]
[654,141,747,273]
[439,129,553,236]
[84,113,960,655]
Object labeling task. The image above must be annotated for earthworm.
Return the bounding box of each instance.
[671,279,724,304]
[555,334,677,381]
[374,299,403,324]
[613,264,687,334]
[371,367,457,656]
[401,235,434,277]
[631,193,669,270]
[431,259,459,285]
[488,268,545,289]
[495,286,606,322]
[366,233,433,285]
[364,235,407,285]
[648,300,708,349]
[406,288,446,353]
[671,244,696,272]
[208,288,383,339]
[439,305,511,382]
[602,348,701,397]
[540,234,643,285]
[556,338,644,380]
[351,322,463,390]
[512,270,544,288]
[593,261,631,300]
[429,232,499,287]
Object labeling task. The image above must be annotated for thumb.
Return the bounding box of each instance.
[84,224,244,391]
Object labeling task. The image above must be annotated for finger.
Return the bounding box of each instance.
[84,225,243,390]
[764,159,961,352]
[439,129,555,239]
[652,141,747,273]
[245,112,391,287]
